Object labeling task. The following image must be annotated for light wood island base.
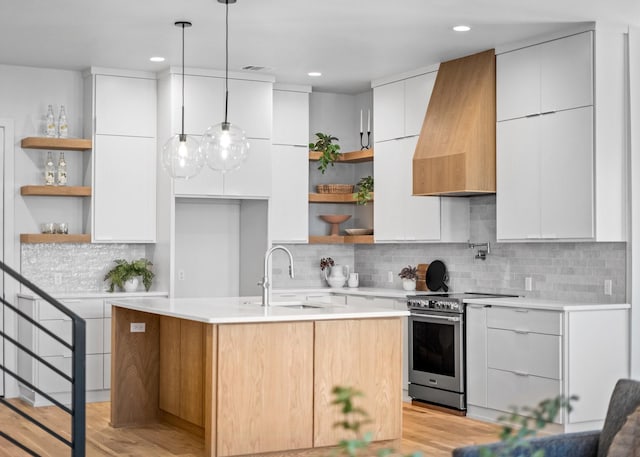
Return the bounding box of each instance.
[111,306,403,457]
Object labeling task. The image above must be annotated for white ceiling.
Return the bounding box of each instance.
[1,0,638,94]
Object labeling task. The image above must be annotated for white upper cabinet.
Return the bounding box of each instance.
[93,135,156,242]
[374,137,440,242]
[95,74,157,137]
[270,85,310,243]
[228,79,272,140]
[373,70,436,142]
[270,145,308,243]
[168,70,275,198]
[497,32,593,121]
[272,89,310,146]
[224,138,271,197]
[87,69,157,243]
[496,27,624,242]
[180,74,224,136]
[497,107,593,240]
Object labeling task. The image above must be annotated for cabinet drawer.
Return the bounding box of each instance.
[38,354,104,393]
[38,318,104,356]
[487,307,562,335]
[487,369,562,423]
[487,328,561,379]
[38,299,104,320]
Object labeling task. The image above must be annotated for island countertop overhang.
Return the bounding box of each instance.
[108,296,409,324]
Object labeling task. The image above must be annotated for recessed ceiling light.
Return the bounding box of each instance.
[150,56,166,62]
[308,72,322,77]
[453,25,471,32]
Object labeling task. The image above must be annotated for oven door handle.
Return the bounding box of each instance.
[410,313,461,322]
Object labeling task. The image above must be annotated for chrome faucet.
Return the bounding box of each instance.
[260,245,295,306]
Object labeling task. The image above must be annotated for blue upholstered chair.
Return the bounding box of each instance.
[452,379,640,457]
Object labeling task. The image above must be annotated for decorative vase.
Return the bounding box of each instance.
[123,277,139,292]
[402,278,417,291]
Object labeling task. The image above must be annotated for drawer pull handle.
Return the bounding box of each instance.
[277,294,297,298]
[514,329,529,334]
[515,309,529,313]
[428,379,438,385]
[514,371,529,377]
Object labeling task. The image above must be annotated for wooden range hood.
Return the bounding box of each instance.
[413,49,496,196]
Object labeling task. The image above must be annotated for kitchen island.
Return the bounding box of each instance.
[108,297,408,457]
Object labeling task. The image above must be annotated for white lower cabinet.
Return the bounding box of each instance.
[466,302,629,432]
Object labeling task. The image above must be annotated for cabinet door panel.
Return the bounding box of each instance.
[488,329,561,379]
[540,32,593,113]
[466,305,488,408]
[404,72,436,137]
[374,140,405,241]
[228,79,272,140]
[270,145,308,243]
[173,165,224,196]
[496,46,540,121]
[373,81,404,142]
[402,137,440,241]
[95,75,156,137]
[39,354,103,393]
[540,107,594,239]
[93,135,156,242]
[273,90,309,146]
[496,117,541,240]
[181,75,224,136]
[487,369,562,423]
[223,138,271,197]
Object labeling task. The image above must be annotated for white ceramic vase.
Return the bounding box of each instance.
[123,277,139,293]
[402,278,417,291]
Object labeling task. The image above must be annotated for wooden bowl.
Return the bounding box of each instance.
[319,214,352,236]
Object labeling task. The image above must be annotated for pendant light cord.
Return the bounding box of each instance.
[224,0,229,125]
[181,22,186,137]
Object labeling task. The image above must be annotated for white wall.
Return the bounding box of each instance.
[0,65,85,260]
[174,198,241,297]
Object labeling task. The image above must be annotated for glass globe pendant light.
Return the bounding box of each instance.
[200,0,250,173]
[161,21,205,179]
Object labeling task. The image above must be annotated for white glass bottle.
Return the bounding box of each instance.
[57,152,67,186]
[45,105,56,137]
[44,152,56,186]
[58,105,68,138]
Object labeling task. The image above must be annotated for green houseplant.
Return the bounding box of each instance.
[355,176,373,205]
[104,258,154,292]
[309,132,341,174]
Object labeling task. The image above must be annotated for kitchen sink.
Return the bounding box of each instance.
[241,300,325,309]
[280,304,323,309]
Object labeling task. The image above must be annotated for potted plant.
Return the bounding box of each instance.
[355,175,373,205]
[398,265,418,291]
[309,132,341,174]
[104,258,154,292]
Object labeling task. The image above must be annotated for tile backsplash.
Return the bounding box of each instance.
[275,196,627,303]
[21,243,146,294]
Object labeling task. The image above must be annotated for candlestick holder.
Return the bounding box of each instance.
[359,131,371,150]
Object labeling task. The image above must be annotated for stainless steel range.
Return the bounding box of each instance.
[407,292,516,410]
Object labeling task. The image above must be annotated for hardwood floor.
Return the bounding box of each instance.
[0,400,501,456]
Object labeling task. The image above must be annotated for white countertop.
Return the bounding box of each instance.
[465,296,631,311]
[108,296,409,324]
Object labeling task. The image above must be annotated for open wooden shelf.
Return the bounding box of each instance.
[20,234,91,244]
[309,235,374,244]
[20,185,92,197]
[309,192,374,203]
[21,137,92,151]
[309,148,373,163]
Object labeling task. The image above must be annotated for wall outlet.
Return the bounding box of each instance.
[524,276,533,291]
[130,322,146,333]
[604,279,612,296]
[54,273,62,285]
[387,271,394,283]
[178,270,185,281]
